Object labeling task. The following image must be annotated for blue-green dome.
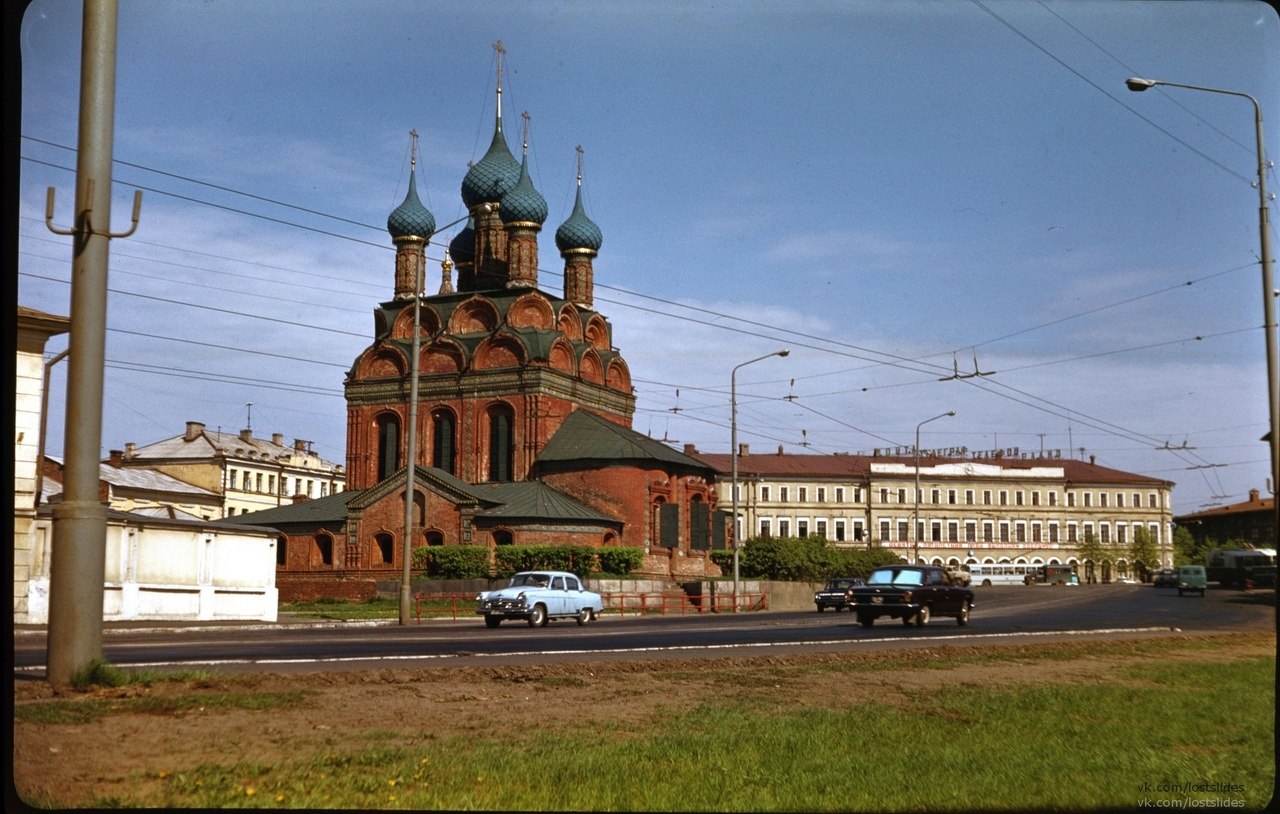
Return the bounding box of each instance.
[555,185,602,252]
[387,171,435,239]
[500,155,548,226]
[449,217,476,265]
[461,119,521,209]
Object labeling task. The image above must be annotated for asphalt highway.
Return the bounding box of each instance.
[12,584,1274,678]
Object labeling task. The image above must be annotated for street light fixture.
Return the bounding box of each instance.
[914,411,955,565]
[730,349,789,611]
[1125,76,1278,536]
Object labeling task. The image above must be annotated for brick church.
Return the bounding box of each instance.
[224,58,722,599]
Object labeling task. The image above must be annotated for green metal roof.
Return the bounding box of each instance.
[537,409,712,471]
[215,489,357,528]
[470,480,619,525]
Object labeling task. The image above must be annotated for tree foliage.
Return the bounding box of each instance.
[711,536,903,582]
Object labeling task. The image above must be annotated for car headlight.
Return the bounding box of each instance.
[901,591,912,603]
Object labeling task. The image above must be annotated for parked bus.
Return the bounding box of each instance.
[1204,549,1276,589]
[967,563,1040,586]
[1025,563,1077,585]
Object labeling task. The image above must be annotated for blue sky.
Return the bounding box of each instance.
[16,0,1280,516]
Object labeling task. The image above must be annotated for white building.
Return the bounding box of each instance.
[691,445,1176,581]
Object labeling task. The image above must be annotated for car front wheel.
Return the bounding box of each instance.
[484,615,502,628]
[858,613,875,628]
[528,604,547,627]
[577,607,593,626]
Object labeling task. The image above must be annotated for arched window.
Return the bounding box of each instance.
[426,531,444,546]
[375,532,395,566]
[487,403,515,482]
[314,533,333,567]
[276,536,287,567]
[432,408,456,474]
[492,529,514,546]
[376,413,401,481]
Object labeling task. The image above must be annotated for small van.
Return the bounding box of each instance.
[1177,565,1207,597]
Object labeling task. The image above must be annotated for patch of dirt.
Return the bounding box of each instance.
[10,633,1274,808]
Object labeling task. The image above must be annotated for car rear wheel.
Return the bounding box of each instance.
[484,615,502,628]
[957,601,970,626]
[577,607,593,626]
[915,605,931,627]
[858,613,875,628]
[816,605,825,612]
[528,604,547,627]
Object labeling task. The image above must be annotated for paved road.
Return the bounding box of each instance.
[13,584,1273,678]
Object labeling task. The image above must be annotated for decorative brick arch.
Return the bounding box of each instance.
[390,303,441,339]
[422,339,465,374]
[449,296,500,334]
[583,314,610,350]
[507,293,555,330]
[474,334,526,370]
[549,337,576,374]
[354,346,406,379]
[579,347,604,384]
[606,357,631,391]
[557,305,584,342]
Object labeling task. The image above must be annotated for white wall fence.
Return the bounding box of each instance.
[19,517,278,624]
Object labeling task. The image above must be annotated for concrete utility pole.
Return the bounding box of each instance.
[45,0,140,685]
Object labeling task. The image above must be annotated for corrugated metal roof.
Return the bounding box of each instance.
[216,490,358,527]
[537,409,712,470]
[127,426,342,467]
[42,458,218,498]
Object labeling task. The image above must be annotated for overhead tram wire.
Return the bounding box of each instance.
[21,137,1245,462]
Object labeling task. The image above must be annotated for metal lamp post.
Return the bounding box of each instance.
[730,349,789,611]
[913,411,955,565]
[1125,77,1278,537]
[399,210,480,625]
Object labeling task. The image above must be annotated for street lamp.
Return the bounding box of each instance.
[1126,77,1278,536]
[914,411,955,565]
[730,349,789,611]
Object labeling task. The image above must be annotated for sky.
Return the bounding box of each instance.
[13,0,1280,517]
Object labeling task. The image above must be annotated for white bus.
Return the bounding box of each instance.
[966,563,1040,586]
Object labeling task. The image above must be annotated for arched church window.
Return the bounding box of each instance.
[375,532,394,566]
[376,413,401,481]
[487,403,515,482]
[432,408,457,474]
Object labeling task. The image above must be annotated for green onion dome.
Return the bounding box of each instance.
[461,119,521,209]
[554,184,602,252]
[386,170,435,239]
[449,216,476,265]
[499,154,548,226]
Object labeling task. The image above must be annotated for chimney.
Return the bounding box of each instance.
[737,443,750,457]
[124,442,136,459]
[291,492,310,504]
[240,428,253,443]
[184,421,205,442]
[107,450,124,468]
[1089,455,1096,466]
[1250,488,1261,503]
[683,443,698,455]
[272,432,283,446]
[294,439,307,452]
[777,445,784,455]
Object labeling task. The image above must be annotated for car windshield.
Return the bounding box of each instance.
[510,573,550,588]
[867,568,924,587]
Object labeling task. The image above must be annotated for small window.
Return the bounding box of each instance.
[551,576,565,590]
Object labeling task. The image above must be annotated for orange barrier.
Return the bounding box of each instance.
[413,593,479,622]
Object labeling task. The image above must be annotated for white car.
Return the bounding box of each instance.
[475,571,604,628]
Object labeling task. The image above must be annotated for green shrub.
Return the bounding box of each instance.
[492,545,600,576]
[596,547,643,576]
[412,545,491,579]
[712,537,902,581]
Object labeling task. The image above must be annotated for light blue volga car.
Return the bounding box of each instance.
[476,571,604,628]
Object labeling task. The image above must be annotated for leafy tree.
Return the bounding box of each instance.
[1129,526,1159,578]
